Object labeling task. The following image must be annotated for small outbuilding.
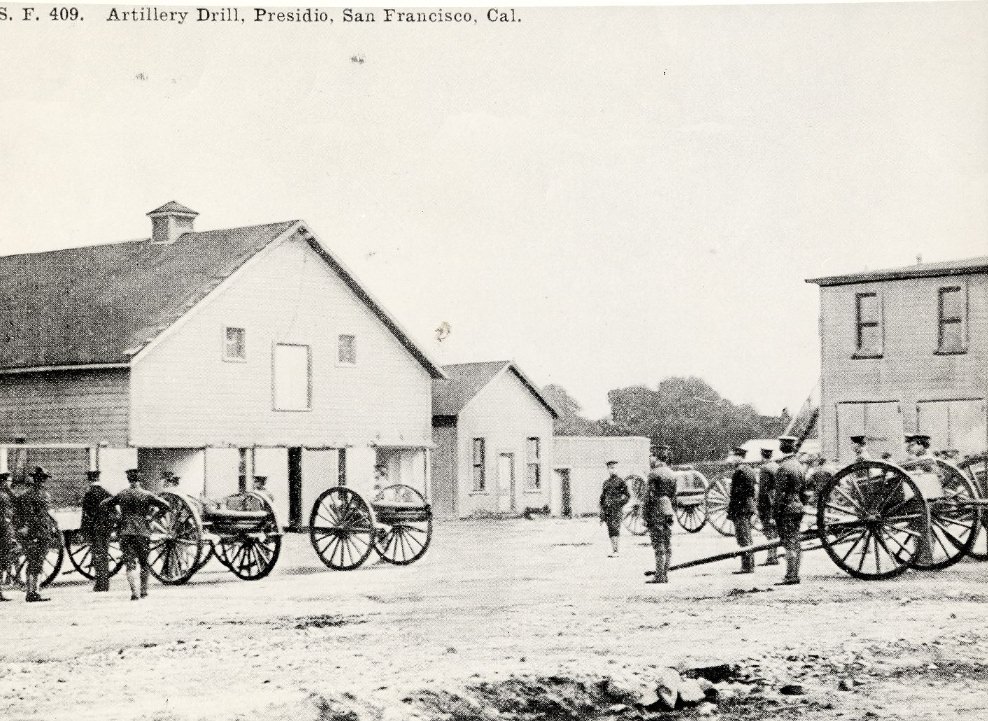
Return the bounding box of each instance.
[430,361,557,519]
[552,436,650,517]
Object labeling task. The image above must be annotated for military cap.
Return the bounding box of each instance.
[908,434,931,447]
[778,436,798,444]
[252,475,268,484]
[605,460,618,467]
[30,466,50,480]
[760,448,774,459]
[0,471,10,481]
[850,435,867,445]
[125,468,141,479]
[731,447,747,458]
[86,469,102,481]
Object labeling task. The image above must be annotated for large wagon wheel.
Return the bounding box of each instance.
[675,503,707,533]
[147,492,204,585]
[214,492,282,580]
[65,530,125,580]
[898,457,980,570]
[3,514,65,589]
[309,487,375,571]
[958,453,988,561]
[372,484,433,565]
[816,460,925,580]
[704,477,734,536]
[622,503,647,536]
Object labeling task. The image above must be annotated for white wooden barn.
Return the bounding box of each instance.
[0,202,446,528]
[430,361,557,519]
[552,435,650,517]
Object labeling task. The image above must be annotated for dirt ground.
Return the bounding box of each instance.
[2,517,987,721]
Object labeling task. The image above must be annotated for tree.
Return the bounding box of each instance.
[542,384,601,436]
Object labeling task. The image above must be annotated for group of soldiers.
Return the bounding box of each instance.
[1,465,274,603]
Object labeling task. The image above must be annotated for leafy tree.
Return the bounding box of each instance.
[542,384,600,436]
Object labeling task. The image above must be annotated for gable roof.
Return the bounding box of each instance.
[433,360,559,418]
[807,255,988,287]
[0,217,445,379]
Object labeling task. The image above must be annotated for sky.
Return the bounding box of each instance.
[1,2,985,418]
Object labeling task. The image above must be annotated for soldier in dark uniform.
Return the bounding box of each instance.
[727,447,757,574]
[252,475,275,506]
[644,446,677,584]
[80,470,114,593]
[599,460,631,557]
[11,467,55,602]
[757,448,780,566]
[773,436,807,585]
[0,472,14,602]
[104,468,170,601]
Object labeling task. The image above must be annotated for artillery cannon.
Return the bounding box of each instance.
[659,457,985,580]
[309,484,433,570]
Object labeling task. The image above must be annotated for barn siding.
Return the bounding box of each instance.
[129,234,433,449]
[818,272,988,464]
[0,368,129,445]
[453,370,554,517]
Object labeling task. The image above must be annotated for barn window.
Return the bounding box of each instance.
[937,286,966,354]
[525,437,541,491]
[338,334,356,365]
[273,343,311,411]
[223,326,247,361]
[854,292,882,357]
[471,438,486,492]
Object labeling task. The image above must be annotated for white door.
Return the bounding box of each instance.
[497,453,516,512]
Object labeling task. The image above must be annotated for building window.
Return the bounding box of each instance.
[937,286,966,353]
[525,437,541,491]
[338,334,356,365]
[854,292,882,357]
[273,343,311,411]
[471,438,486,492]
[224,327,246,362]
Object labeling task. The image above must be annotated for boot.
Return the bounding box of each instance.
[25,575,49,602]
[126,567,140,600]
[139,568,149,598]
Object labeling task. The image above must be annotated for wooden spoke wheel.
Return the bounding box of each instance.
[4,515,65,589]
[65,530,124,580]
[372,484,433,566]
[898,457,980,571]
[213,492,282,580]
[309,487,375,571]
[958,453,988,561]
[147,492,204,585]
[704,477,734,536]
[622,504,647,536]
[816,460,924,580]
[675,503,707,533]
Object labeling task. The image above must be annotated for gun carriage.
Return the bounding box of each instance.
[622,469,709,536]
[664,456,985,580]
[308,484,433,570]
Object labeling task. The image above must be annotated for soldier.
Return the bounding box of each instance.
[161,471,180,490]
[252,475,275,506]
[904,434,936,564]
[727,447,757,574]
[906,433,932,459]
[599,460,631,557]
[773,436,807,585]
[372,464,389,501]
[11,467,55,602]
[0,472,14,602]
[851,435,872,461]
[80,470,114,593]
[104,468,170,601]
[757,448,780,566]
[644,445,677,584]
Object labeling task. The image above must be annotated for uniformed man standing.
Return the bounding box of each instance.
[851,435,872,461]
[757,448,780,566]
[599,460,631,557]
[0,472,14,602]
[773,436,807,585]
[104,468,170,601]
[252,475,275,506]
[80,470,114,593]
[644,446,677,584]
[727,447,758,574]
[11,467,55,602]
[904,434,937,564]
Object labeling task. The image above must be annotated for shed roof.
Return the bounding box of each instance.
[433,361,559,418]
[0,218,445,378]
[806,255,988,287]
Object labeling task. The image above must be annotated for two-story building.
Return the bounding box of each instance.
[0,202,445,528]
[430,361,557,519]
[807,256,988,464]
